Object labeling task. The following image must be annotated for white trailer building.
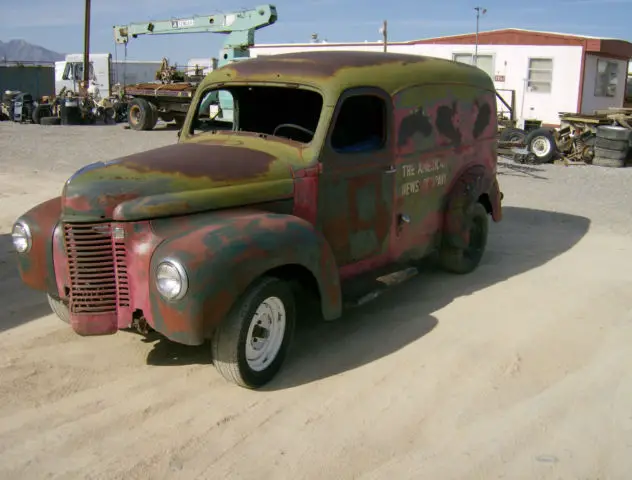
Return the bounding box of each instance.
[252,28,632,127]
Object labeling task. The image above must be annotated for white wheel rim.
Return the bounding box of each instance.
[531,136,551,157]
[245,296,286,372]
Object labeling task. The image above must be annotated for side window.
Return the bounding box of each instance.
[331,95,385,153]
[190,88,235,134]
[62,62,73,80]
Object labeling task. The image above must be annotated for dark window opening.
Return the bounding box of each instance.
[331,95,386,153]
[192,85,323,144]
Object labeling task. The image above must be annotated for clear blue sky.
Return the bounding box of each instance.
[4,0,632,65]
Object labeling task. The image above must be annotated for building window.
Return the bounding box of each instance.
[452,53,494,79]
[527,58,553,93]
[594,59,619,97]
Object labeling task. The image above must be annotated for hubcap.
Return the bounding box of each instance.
[531,136,551,157]
[129,106,140,125]
[245,296,286,372]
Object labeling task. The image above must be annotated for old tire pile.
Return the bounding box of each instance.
[31,104,52,124]
[593,126,631,168]
[61,104,82,125]
[40,116,61,126]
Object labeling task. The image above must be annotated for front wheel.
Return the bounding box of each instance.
[47,294,70,324]
[211,276,296,389]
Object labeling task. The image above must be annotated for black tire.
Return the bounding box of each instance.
[40,116,61,126]
[61,105,82,125]
[127,98,158,131]
[32,104,52,124]
[525,128,557,164]
[22,103,33,123]
[148,101,158,126]
[595,137,629,151]
[594,146,629,160]
[596,125,631,141]
[592,156,626,168]
[499,127,526,143]
[439,202,489,275]
[211,276,296,389]
[47,294,70,324]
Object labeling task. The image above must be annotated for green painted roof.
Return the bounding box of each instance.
[199,50,495,97]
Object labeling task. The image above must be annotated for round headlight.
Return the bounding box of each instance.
[155,260,188,300]
[11,221,32,253]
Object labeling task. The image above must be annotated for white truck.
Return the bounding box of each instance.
[54,53,161,100]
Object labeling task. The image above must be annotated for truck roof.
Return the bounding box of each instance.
[200,50,495,96]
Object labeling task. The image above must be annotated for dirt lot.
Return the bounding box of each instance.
[1,122,631,480]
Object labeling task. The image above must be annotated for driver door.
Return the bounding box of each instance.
[317,87,395,274]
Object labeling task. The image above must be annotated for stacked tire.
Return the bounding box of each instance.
[593,126,632,168]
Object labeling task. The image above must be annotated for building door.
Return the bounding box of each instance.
[523,57,554,122]
[317,87,395,272]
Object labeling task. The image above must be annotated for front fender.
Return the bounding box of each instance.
[14,196,62,295]
[148,210,342,345]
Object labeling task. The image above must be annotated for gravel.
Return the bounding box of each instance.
[0,122,178,177]
[0,121,631,479]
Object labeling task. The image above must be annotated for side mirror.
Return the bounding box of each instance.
[177,129,181,138]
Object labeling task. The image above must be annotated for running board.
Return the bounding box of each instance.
[343,266,419,309]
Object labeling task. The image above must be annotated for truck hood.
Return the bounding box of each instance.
[61,138,300,222]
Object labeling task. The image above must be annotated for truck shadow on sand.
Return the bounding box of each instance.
[0,234,54,333]
[145,206,591,389]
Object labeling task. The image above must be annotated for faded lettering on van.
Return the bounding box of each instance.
[400,159,448,196]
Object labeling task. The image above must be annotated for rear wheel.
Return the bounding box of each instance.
[127,98,158,131]
[439,202,489,274]
[211,276,296,389]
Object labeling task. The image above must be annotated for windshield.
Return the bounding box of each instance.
[189,85,323,144]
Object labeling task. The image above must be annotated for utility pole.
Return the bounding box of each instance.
[474,6,486,66]
[380,20,388,52]
[82,0,91,95]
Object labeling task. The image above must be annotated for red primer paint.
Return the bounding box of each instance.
[292,166,320,225]
[117,221,163,329]
[70,312,118,336]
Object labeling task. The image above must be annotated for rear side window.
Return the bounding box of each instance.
[331,95,385,153]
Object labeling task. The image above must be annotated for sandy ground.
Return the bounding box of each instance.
[0,122,631,480]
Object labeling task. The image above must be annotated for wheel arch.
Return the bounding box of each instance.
[148,212,343,345]
[441,164,499,249]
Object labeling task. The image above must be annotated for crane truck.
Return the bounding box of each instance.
[113,4,278,131]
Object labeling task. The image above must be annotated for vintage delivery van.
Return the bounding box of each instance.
[12,51,503,388]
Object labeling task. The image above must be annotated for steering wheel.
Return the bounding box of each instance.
[273,123,315,139]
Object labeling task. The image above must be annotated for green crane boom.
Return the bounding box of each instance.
[113,4,277,67]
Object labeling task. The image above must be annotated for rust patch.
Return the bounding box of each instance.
[112,143,276,181]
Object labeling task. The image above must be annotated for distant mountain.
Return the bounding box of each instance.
[0,39,64,63]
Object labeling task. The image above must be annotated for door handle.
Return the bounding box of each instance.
[385,165,397,174]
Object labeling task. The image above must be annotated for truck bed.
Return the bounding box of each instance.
[124,82,198,98]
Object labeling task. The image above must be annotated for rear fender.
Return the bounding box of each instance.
[149,210,342,345]
[443,165,493,249]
